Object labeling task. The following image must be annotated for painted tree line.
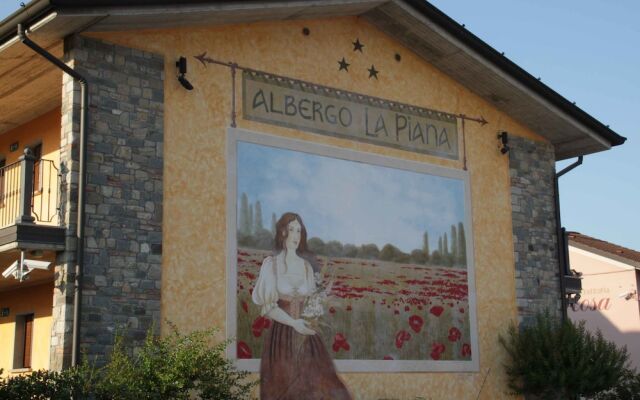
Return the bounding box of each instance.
[237,193,467,267]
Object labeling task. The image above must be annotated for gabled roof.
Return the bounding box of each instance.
[0,0,626,159]
[568,232,640,269]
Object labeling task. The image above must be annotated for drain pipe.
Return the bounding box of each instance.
[18,24,88,367]
[554,156,583,322]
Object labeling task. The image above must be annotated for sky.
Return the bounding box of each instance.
[427,0,640,250]
[1,0,638,249]
[237,141,465,253]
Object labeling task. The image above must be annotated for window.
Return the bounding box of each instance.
[13,313,34,370]
[32,143,42,194]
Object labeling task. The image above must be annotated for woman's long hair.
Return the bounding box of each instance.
[274,212,319,272]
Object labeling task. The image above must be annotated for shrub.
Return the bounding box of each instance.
[593,368,640,400]
[499,312,629,400]
[0,365,94,399]
[0,327,256,400]
[95,326,256,400]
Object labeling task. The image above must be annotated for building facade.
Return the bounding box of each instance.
[568,232,640,369]
[0,1,626,398]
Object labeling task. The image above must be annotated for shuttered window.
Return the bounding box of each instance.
[23,314,33,368]
[13,313,34,370]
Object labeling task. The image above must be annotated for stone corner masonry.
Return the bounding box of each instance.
[509,135,562,328]
[52,35,164,367]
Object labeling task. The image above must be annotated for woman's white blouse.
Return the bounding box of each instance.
[252,253,316,316]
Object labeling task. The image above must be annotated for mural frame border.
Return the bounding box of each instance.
[226,127,480,372]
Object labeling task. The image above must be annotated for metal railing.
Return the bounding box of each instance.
[0,153,60,229]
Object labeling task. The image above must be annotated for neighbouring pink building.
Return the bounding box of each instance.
[568,232,640,369]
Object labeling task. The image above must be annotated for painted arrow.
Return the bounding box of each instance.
[458,114,488,126]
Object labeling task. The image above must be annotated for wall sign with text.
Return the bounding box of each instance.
[242,70,459,160]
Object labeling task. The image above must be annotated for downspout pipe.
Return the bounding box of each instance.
[554,155,583,322]
[18,24,87,367]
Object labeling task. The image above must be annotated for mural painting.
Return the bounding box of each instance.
[227,129,479,393]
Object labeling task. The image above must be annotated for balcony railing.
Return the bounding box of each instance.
[0,151,60,229]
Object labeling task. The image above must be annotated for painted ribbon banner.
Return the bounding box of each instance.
[242,70,459,159]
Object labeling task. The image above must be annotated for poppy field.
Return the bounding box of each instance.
[235,247,472,362]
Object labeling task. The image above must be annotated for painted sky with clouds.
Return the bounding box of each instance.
[237,141,466,253]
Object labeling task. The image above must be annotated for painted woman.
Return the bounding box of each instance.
[251,212,352,400]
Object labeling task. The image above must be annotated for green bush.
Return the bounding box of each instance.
[0,366,92,399]
[593,368,640,400]
[0,327,256,400]
[499,312,629,400]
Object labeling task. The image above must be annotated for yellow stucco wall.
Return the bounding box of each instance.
[0,108,61,227]
[90,17,549,399]
[0,282,54,377]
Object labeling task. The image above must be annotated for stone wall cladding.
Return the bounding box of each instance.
[509,136,561,327]
[50,60,79,370]
[61,35,164,363]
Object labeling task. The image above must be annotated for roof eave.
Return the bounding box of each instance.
[402,0,626,150]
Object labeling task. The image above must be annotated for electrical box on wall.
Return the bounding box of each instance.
[0,307,9,317]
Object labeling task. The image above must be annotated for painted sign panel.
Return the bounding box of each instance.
[227,128,478,377]
[242,70,459,160]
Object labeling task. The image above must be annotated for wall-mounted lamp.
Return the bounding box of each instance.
[497,131,509,154]
[176,57,194,91]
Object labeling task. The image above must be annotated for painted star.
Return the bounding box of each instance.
[353,38,364,52]
[338,57,350,72]
[368,65,379,79]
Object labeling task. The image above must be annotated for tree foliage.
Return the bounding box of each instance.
[499,312,629,400]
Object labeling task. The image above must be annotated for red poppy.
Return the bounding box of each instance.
[461,343,472,357]
[241,301,248,313]
[430,342,445,360]
[448,327,461,342]
[394,309,399,315]
[383,355,394,360]
[346,305,352,311]
[430,306,444,317]
[237,341,252,359]
[459,307,465,313]
[408,315,424,333]
[329,307,336,314]
[332,333,350,352]
[251,316,271,337]
[395,330,411,349]
[404,305,410,312]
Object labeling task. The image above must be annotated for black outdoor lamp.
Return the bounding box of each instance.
[498,131,510,154]
[176,56,194,90]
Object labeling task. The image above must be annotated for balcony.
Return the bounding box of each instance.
[0,149,65,253]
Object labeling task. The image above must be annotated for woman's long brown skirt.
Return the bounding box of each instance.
[260,320,352,400]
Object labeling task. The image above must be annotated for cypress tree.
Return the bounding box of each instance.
[438,237,443,255]
[450,224,458,264]
[254,201,264,231]
[422,231,430,262]
[458,222,467,265]
[271,213,277,235]
[239,193,250,235]
[248,203,254,235]
[443,233,449,256]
